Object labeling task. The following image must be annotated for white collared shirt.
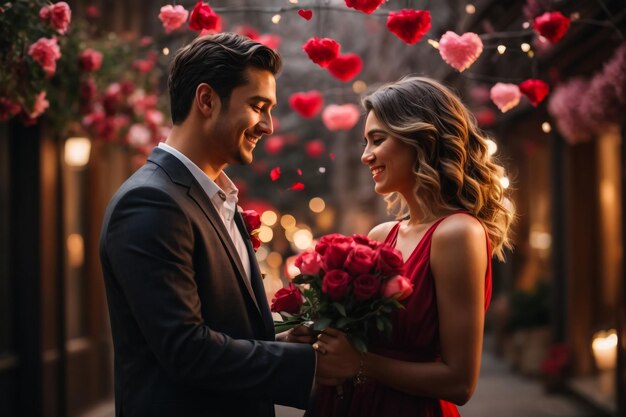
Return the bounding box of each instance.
[157,142,252,281]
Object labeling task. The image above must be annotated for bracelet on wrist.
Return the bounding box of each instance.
[353,354,367,386]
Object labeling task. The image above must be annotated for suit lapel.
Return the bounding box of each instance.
[148,148,262,317]
[235,212,275,337]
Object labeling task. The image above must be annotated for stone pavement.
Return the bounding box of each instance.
[276,350,600,417]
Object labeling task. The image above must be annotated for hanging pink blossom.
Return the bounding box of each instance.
[158,5,189,33]
[438,31,483,72]
[289,91,324,118]
[548,78,594,145]
[303,37,340,68]
[533,11,570,43]
[322,104,360,131]
[28,37,61,76]
[518,79,549,106]
[490,83,521,113]
[386,9,431,44]
[327,54,363,82]
[345,0,384,14]
[39,2,71,35]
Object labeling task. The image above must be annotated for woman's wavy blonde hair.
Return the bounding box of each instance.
[363,76,514,260]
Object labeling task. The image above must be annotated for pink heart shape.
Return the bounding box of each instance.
[438,31,483,72]
[490,83,521,113]
[288,91,324,118]
[298,9,313,20]
[322,104,361,131]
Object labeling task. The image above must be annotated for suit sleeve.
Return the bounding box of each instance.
[102,185,315,408]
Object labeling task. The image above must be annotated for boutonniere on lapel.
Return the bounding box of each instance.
[241,209,262,252]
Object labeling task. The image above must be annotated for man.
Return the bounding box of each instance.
[100,33,342,417]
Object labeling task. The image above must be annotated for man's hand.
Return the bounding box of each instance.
[276,324,316,344]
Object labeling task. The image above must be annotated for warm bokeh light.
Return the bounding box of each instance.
[280,214,297,229]
[255,245,269,262]
[527,50,535,58]
[65,137,91,167]
[258,225,273,243]
[266,251,283,268]
[319,167,326,174]
[162,47,170,55]
[293,228,314,250]
[529,230,551,250]
[428,39,439,49]
[271,14,281,24]
[261,210,278,226]
[497,45,506,54]
[284,255,301,280]
[465,4,476,14]
[500,176,510,189]
[521,43,531,52]
[352,80,367,94]
[592,329,617,370]
[542,122,552,133]
[486,139,498,156]
[309,197,326,213]
[288,0,298,3]
[67,233,84,268]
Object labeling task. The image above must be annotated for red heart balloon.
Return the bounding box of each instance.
[533,11,570,43]
[327,54,363,82]
[288,91,324,118]
[518,79,550,106]
[386,9,431,44]
[345,0,384,14]
[298,9,313,20]
[305,140,326,158]
[303,37,340,67]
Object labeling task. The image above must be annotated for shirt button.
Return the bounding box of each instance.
[217,191,226,201]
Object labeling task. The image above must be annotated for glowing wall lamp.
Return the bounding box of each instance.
[64,137,91,167]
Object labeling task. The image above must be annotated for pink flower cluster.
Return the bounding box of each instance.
[28,37,61,76]
[158,5,189,33]
[39,2,71,35]
[79,48,103,72]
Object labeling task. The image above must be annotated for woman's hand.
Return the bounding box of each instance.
[276,324,316,344]
[314,327,361,379]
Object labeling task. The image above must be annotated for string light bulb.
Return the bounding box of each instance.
[527,50,535,58]
[542,122,552,133]
[271,14,281,24]
[427,39,439,49]
[497,45,506,54]
[522,22,530,29]
[288,0,299,3]
[486,139,498,156]
[520,43,531,52]
[465,4,476,14]
[500,177,510,189]
[162,47,170,56]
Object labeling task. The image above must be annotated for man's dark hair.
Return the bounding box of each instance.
[168,32,282,124]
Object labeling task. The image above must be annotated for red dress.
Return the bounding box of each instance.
[307,214,492,417]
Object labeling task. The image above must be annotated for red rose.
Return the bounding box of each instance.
[322,236,354,270]
[250,235,261,251]
[28,37,61,76]
[352,234,382,250]
[352,274,381,301]
[344,244,376,276]
[270,283,303,314]
[302,37,340,67]
[189,1,220,32]
[315,233,352,256]
[374,245,405,276]
[294,250,322,276]
[322,270,351,301]
[382,275,413,300]
[40,2,71,35]
[242,209,261,232]
[533,11,570,43]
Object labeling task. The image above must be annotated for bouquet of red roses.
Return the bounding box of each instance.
[271,233,413,351]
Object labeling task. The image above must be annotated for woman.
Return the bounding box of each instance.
[307,76,514,417]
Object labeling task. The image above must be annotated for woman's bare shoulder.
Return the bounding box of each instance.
[367,221,398,242]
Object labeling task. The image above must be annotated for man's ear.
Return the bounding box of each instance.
[195,83,219,118]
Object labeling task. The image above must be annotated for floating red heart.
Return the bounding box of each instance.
[345,0,384,14]
[327,54,363,82]
[303,37,340,67]
[298,9,313,20]
[518,79,550,106]
[386,9,431,44]
[288,182,305,191]
[288,91,324,118]
[533,11,570,43]
[305,140,326,158]
[264,136,285,155]
[270,166,281,181]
